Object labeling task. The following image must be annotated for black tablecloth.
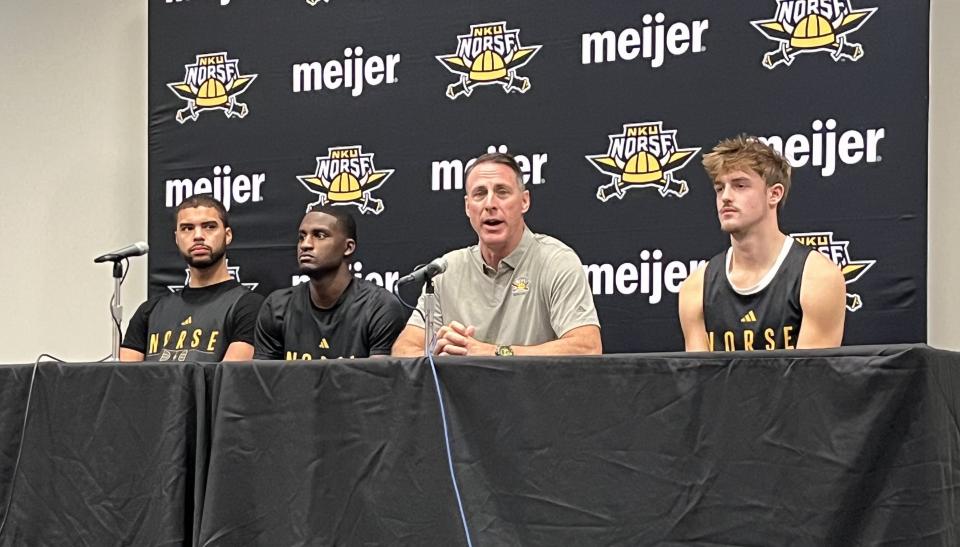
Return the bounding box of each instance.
[1,345,958,545]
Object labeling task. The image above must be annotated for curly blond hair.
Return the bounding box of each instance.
[702,134,792,211]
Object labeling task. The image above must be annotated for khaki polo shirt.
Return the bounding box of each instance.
[408,229,600,347]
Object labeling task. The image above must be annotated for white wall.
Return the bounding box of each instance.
[0,2,147,363]
[928,0,960,351]
[0,3,954,362]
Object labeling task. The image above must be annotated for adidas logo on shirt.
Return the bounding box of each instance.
[740,310,757,323]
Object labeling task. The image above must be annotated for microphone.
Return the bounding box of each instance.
[94,241,150,263]
[397,257,448,286]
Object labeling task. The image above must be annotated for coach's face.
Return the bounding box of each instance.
[175,206,231,269]
[464,162,529,256]
[297,211,355,278]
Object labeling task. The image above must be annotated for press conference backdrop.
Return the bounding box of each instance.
[147,0,928,353]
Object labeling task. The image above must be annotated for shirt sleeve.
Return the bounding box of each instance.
[120,298,155,353]
[545,247,601,337]
[253,293,285,360]
[228,290,265,346]
[368,290,410,356]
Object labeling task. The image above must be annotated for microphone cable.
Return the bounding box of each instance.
[0,353,64,539]
[392,271,426,324]
[393,275,473,545]
[426,338,474,547]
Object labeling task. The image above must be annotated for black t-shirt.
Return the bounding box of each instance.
[703,240,811,351]
[122,279,264,361]
[254,278,406,360]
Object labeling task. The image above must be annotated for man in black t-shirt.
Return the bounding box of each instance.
[254,206,405,360]
[121,195,264,362]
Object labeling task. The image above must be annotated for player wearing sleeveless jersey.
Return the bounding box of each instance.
[679,135,846,352]
[254,207,405,360]
[121,195,264,362]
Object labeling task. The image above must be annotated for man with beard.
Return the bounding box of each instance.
[253,206,405,360]
[120,195,264,362]
[678,135,846,352]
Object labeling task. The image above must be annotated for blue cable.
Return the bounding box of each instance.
[426,350,474,547]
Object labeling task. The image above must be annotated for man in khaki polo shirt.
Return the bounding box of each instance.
[391,152,602,357]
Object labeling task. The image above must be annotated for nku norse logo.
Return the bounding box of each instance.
[586,122,699,201]
[168,261,258,293]
[297,146,393,215]
[792,231,876,312]
[167,52,257,123]
[436,21,541,100]
[751,1,876,69]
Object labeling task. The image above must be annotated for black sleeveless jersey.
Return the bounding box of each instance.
[702,239,811,351]
[254,278,406,361]
[122,280,263,362]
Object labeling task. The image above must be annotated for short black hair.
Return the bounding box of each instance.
[307,205,358,241]
[464,152,525,191]
[175,195,230,228]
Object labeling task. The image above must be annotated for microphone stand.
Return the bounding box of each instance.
[109,260,124,360]
[423,278,436,357]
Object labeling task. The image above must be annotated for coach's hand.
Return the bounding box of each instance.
[434,321,495,356]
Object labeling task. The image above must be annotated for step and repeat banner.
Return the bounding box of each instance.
[148,0,928,353]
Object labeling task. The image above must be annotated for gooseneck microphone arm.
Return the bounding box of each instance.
[396,257,448,354]
[94,242,150,360]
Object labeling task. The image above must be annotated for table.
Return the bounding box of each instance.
[1,345,958,545]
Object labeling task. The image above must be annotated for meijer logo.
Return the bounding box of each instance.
[581,12,709,68]
[293,46,400,97]
[758,119,885,177]
[165,164,265,211]
[432,145,548,192]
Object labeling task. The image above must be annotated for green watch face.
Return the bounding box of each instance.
[496,345,514,356]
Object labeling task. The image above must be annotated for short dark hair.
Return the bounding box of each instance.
[175,195,230,228]
[464,152,525,191]
[307,205,358,241]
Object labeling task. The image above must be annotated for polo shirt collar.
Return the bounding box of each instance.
[475,227,534,275]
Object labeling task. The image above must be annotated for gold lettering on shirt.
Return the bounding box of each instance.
[207,331,219,352]
[783,325,795,349]
[175,330,188,349]
[764,328,776,350]
[147,328,222,355]
[706,325,801,352]
[723,331,735,351]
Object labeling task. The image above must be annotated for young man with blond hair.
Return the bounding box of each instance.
[679,135,846,352]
